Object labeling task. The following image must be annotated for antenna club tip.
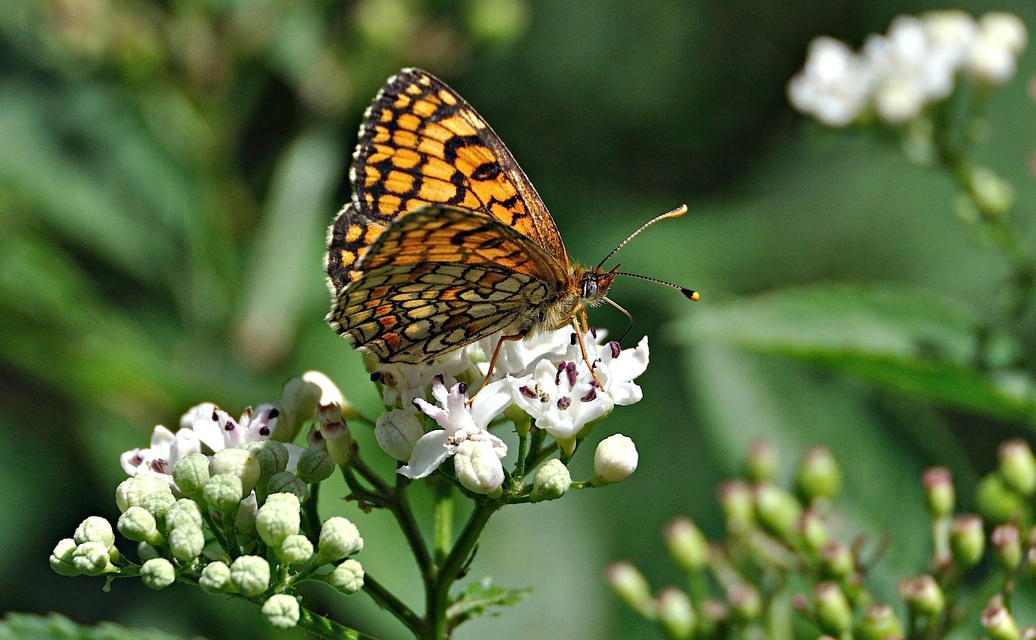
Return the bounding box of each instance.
[674,204,689,217]
[683,289,700,301]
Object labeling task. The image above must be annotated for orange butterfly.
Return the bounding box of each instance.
[326,69,696,377]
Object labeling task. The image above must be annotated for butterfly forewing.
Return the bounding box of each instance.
[350,69,567,262]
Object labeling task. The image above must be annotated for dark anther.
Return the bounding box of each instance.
[557,396,572,410]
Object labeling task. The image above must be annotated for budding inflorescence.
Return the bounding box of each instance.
[610,439,1036,640]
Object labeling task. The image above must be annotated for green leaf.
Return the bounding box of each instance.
[447,578,531,630]
[0,613,204,640]
[673,283,1036,425]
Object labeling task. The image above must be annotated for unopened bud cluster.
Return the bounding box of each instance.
[52,375,366,630]
[610,439,1036,639]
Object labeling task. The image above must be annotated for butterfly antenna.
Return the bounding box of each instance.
[617,272,700,301]
[595,204,688,270]
[602,296,636,342]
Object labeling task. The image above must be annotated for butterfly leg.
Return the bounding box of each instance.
[467,333,526,405]
[572,314,603,388]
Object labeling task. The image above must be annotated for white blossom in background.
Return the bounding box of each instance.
[787,37,873,127]
[789,11,1028,126]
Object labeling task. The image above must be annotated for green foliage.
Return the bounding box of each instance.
[446,579,531,631]
[0,613,202,640]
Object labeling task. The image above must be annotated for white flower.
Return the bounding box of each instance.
[121,402,301,492]
[923,10,978,67]
[979,12,1027,56]
[509,333,650,443]
[120,425,202,487]
[787,36,873,126]
[375,410,424,461]
[473,326,576,381]
[398,376,510,481]
[967,13,1027,85]
[371,348,480,410]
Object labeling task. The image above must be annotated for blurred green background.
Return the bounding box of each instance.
[3,0,1036,638]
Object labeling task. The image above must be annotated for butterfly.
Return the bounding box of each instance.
[325,68,696,376]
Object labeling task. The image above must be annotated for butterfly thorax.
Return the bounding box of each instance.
[537,264,618,332]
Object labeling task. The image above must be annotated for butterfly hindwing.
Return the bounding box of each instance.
[326,206,567,363]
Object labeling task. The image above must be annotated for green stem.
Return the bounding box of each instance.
[423,500,503,639]
[361,571,423,632]
[432,481,454,565]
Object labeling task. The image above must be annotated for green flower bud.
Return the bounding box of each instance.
[900,574,944,617]
[799,509,829,553]
[140,558,176,590]
[317,517,363,562]
[262,593,301,629]
[922,467,955,518]
[718,480,755,534]
[74,516,115,548]
[169,524,205,562]
[118,507,161,544]
[265,492,301,510]
[856,603,904,640]
[605,562,656,618]
[268,472,310,503]
[375,410,424,461]
[325,558,365,594]
[795,447,842,503]
[950,514,986,569]
[115,475,171,512]
[141,490,176,524]
[727,582,762,622]
[698,599,729,637]
[210,448,261,495]
[530,459,571,502]
[72,542,115,576]
[977,472,1027,523]
[296,446,335,484]
[592,434,638,485]
[745,440,779,483]
[992,523,1023,571]
[657,588,696,639]
[970,166,1015,217]
[814,582,852,635]
[243,441,289,488]
[280,534,314,565]
[50,539,81,577]
[754,484,802,541]
[320,418,352,467]
[665,517,710,572]
[229,555,271,597]
[204,473,245,512]
[172,453,210,498]
[999,439,1036,496]
[137,542,160,563]
[256,498,301,549]
[199,561,232,593]
[819,541,855,580]
[983,599,1021,640]
[165,499,203,531]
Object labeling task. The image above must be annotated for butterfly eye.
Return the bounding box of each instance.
[581,276,600,300]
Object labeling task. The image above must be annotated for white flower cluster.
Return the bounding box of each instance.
[788,11,1028,126]
[370,326,649,495]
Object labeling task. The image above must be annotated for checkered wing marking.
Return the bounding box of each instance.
[350,68,567,263]
[327,206,567,363]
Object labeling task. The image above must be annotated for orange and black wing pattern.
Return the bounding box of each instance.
[326,68,567,289]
